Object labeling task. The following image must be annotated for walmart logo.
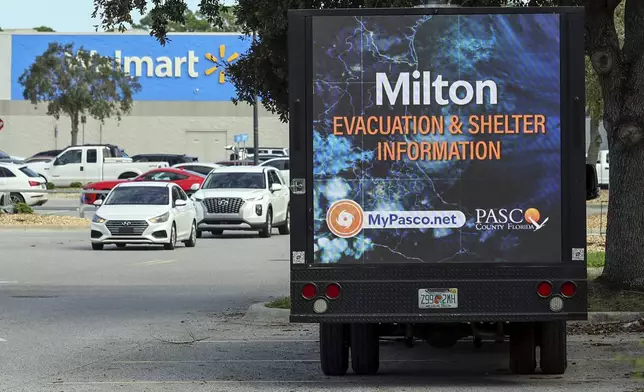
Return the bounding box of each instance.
[205,45,240,84]
[97,44,241,82]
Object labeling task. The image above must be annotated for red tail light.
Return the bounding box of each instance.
[325,283,341,300]
[301,283,317,300]
[560,281,577,298]
[28,180,40,187]
[537,281,552,298]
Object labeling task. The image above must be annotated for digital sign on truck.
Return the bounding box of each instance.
[311,14,562,264]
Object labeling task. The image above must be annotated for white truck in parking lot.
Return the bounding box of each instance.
[27,145,169,187]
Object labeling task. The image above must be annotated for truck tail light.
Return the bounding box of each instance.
[560,281,577,298]
[301,283,317,300]
[28,181,40,187]
[537,281,552,298]
[325,283,341,300]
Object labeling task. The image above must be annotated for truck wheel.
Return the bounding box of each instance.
[509,323,536,374]
[319,323,349,376]
[539,321,567,374]
[350,323,380,375]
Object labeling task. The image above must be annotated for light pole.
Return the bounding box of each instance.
[252,31,259,166]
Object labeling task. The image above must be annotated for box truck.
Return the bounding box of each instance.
[288,5,599,376]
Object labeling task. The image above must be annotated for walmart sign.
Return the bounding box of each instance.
[10,33,252,101]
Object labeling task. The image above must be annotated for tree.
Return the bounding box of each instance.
[132,8,239,32]
[586,1,624,165]
[19,42,141,145]
[33,26,55,32]
[92,0,644,288]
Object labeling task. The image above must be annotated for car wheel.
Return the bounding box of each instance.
[278,205,290,235]
[259,208,273,238]
[164,223,177,250]
[116,244,126,248]
[91,243,104,251]
[9,193,25,205]
[184,221,197,248]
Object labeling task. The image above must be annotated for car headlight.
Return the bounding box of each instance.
[245,195,266,202]
[92,214,106,224]
[149,211,170,223]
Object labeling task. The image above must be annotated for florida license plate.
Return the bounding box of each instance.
[418,288,458,309]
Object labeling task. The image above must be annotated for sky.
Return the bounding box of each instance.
[0,0,235,32]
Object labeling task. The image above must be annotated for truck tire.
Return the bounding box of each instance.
[319,323,349,376]
[539,321,567,374]
[350,323,380,375]
[509,322,536,374]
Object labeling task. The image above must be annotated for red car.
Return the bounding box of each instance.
[82,168,205,204]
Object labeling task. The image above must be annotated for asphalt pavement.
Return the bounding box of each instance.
[0,229,642,392]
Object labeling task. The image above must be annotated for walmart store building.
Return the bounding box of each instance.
[0,32,287,161]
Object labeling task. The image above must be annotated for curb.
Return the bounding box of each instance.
[242,303,290,325]
[587,312,644,323]
[0,225,89,231]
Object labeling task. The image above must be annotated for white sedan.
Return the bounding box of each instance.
[90,181,198,250]
[0,163,48,207]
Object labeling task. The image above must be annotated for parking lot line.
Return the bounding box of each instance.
[0,338,6,342]
[134,260,177,266]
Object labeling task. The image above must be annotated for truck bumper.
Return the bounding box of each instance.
[290,264,587,323]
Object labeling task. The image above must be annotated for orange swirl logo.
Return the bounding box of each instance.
[326,199,364,238]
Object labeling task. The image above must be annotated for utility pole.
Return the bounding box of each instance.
[252,31,259,166]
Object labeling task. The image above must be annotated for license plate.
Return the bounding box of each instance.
[120,227,134,234]
[418,288,458,309]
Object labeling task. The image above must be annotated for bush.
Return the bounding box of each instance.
[15,202,34,214]
[46,182,56,190]
[69,182,83,188]
[265,296,291,309]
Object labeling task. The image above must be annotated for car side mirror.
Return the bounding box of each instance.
[93,199,103,206]
[586,163,600,201]
[270,183,283,192]
[190,183,200,191]
[174,199,187,207]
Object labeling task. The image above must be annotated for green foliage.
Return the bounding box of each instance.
[265,296,291,309]
[33,26,55,32]
[15,203,34,214]
[46,182,56,190]
[69,182,84,188]
[587,251,605,268]
[132,8,239,32]
[18,42,142,145]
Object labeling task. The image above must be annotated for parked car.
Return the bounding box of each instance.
[82,167,205,205]
[191,166,290,238]
[90,182,198,250]
[0,150,25,163]
[132,154,198,167]
[27,145,169,187]
[0,163,48,206]
[259,157,290,185]
[171,162,222,176]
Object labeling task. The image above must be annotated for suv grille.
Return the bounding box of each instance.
[105,220,148,236]
[203,198,244,214]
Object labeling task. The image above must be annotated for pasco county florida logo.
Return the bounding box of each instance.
[326,199,365,238]
[475,207,549,232]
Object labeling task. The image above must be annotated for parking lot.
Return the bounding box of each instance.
[0,228,642,392]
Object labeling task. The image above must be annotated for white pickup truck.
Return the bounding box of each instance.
[28,145,169,187]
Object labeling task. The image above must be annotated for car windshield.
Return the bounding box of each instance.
[104,186,169,205]
[19,166,41,178]
[203,172,265,189]
[0,150,9,159]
